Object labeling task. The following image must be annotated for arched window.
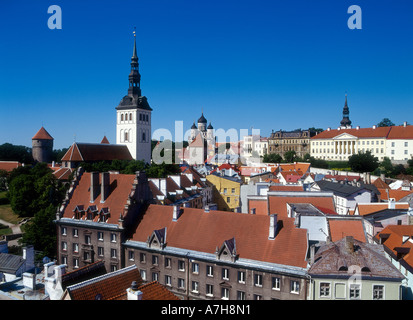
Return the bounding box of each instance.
[142,132,146,142]
[124,131,129,142]
[121,114,124,122]
[129,113,132,121]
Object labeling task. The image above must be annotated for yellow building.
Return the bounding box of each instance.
[206,173,242,212]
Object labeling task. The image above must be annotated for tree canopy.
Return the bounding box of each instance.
[348,151,379,173]
[377,118,395,127]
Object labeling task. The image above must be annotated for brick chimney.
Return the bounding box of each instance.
[101,172,110,203]
[90,171,100,203]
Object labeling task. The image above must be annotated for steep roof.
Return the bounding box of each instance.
[64,265,143,300]
[309,236,404,280]
[374,225,413,270]
[109,281,180,300]
[61,142,133,162]
[32,127,54,140]
[328,218,367,242]
[61,172,137,224]
[129,204,308,268]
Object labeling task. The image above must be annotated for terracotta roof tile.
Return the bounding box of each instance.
[387,125,413,139]
[311,126,391,139]
[130,205,308,268]
[328,218,367,242]
[355,202,410,216]
[32,127,53,140]
[0,161,21,172]
[61,172,136,224]
[61,142,132,162]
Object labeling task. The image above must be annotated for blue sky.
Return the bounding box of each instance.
[0,0,412,149]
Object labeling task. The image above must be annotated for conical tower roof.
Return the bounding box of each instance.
[32,127,53,140]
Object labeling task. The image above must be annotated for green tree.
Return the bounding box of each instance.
[348,151,379,173]
[0,143,33,164]
[284,150,297,163]
[263,153,283,163]
[377,118,395,127]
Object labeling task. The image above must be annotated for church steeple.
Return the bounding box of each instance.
[128,30,141,97]
[340,94,352,128]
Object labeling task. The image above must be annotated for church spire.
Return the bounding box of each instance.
[340,93,352,128]
[128,29,141,97]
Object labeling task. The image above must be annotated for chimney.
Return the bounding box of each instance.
[372,125,376,129]
[90,171,100,203]
[268,214,278,240]
[101,172,110,203]
[23,245,35,272]
[404,121,407,127]
[160,178,167,196]
[204,205,210,213]
[172,205,182,221]
[345,236,355,253]
[127,281,143,300]
[388,198,396,209]
[250,208,256,215]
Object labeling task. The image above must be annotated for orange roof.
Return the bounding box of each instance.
[130,205,308,268]
[61,142,133,162]
[248,198,268,215]
[355,202,410,216]
[65,265,142,300]
[61,172,136,224]
[268,194,335,218]
[387,125,413,139]
[0,161,21,172]
[378,188,413,201]
[328,218,367,242]
[32,127,54,140]
[101,136,110,144]
[373,177,389,189]
[375,225,413,268]
[311,126,391,139]
[269,185,304,192]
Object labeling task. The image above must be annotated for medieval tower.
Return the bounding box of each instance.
[32,126,54,163]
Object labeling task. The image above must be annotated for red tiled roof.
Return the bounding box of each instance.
[61,142,133,162]
[130,205,308,268]
[0,161,21,172]
[32,127,54,140]
[268,194,335,219]
[136,281,180,300]
[311,126,391,139]
[374,225,413,268]
[377,188,413,201]
[328,219,366,242]
[355,202,410,216]
[65,265,142,300]
[61,172,136,224]
[248,198,268,215]
[269,185,304,192]
[387,125,413,139]
[100,136,110,144]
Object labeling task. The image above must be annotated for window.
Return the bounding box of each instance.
[405,142,408,147]
[61,227,67,235]
[192,281,199,293]
[254,274,263,287]
[128,250,134,261]
[62,242,67,251]
[140,269,146,281]
[165,257,171,268]
[206,284,214,297]
[142,132,146,142]
[73,258,79,268]
[192,262,199,274]
[124,131,129,142]
[221,288,229,300]
[272,277,281,290]
[320,282,331,297]
[178,278,185,289]
[152,255,159,265]
[152,272,159,281]
[349,284,361,299]
[237,291,246,300]
[73,243,79,253]
[254,294,262,300]
[291,280,300,294]
[111,248,117,259]
[98,232,103,241]
[238,271,246,284]
[227,197,230,203]
[178,260,185,271]
[206,265,214,277]
[73,229,78,237]
[223,188,227,194]
[231,188,235,194]
[111,233,117,243]
[85,235,91,245]
[140,252,146,263]
[98,247,104,256]
[373,285,384,299]
[165,275,172,286]
[392,142,395,147]
[391,150,395,155]
[222,268,229,280]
